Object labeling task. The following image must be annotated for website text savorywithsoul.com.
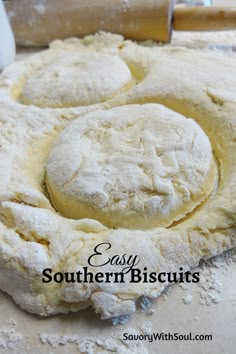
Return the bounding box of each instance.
[123,332,213,342]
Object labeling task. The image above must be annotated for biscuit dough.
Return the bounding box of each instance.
[0,33,235,318]
[22,54,133,107]
[46,104,215,229]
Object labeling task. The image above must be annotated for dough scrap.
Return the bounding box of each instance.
[0,32,235,319]
[46,104,216,229]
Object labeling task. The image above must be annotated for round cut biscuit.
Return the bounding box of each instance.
[21,54,132,108]
[46,104,216,228]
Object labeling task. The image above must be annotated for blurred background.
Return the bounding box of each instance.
[177,0,233,5]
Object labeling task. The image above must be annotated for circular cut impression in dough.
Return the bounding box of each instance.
[21,54,132,108]
[46,104,216,229]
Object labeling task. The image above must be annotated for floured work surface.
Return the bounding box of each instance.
[0,30,236,353]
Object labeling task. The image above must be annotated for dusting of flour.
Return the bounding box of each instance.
[0,249,230,353]
[179,249,236,306]
[0,320,23,351]
[37,248,235,353]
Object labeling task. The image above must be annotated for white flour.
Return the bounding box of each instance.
[0,249,232,353]
[34,2,46,15]
[40,329,149,354]
[180,249,236,306]
[0,320,23,350]
[37,249,236,353]
[182,294,193,304]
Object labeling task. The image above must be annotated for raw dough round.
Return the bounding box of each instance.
[21,54,132,107]
[46,104,215,229]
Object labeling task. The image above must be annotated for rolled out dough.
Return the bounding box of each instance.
[0,32,235,319]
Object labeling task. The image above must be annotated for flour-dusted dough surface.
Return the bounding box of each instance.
[0,32,235,318]
[22,54,132,107]
[46,104,215,229]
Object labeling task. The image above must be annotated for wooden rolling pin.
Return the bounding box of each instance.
[4,0,236,46]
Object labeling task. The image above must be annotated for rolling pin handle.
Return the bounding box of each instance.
[173,7,236,32]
